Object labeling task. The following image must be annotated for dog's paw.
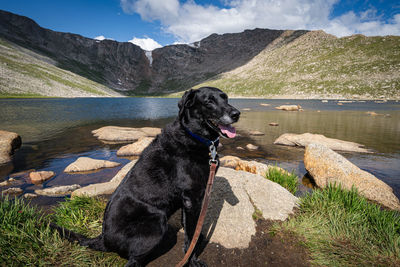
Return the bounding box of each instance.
[189,257,207,267]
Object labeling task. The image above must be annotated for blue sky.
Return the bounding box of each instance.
[1,0,399,50]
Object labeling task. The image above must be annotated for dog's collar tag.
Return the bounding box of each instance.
[209,142,218,165]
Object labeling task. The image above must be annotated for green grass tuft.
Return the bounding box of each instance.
[0,196,126,266]
[278,184,400,266]
[265,167,299,195]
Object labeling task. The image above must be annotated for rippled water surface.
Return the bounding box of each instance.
[1,98,399,206]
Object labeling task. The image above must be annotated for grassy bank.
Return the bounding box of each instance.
[1,183,399,266]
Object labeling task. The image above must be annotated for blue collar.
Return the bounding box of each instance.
[184,127,220,148]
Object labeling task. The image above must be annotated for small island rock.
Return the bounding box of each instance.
[64,157,120,173]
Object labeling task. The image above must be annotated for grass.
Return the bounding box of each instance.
[276,184,400,266]
[265,167,299,195]
[0,196,126,266]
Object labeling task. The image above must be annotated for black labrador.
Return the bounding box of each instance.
[53,87,240,266]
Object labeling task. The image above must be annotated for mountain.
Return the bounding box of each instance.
[0,38,121,97]
[195,30,400,99]
[0,10,307,95]
[1,10,399,98]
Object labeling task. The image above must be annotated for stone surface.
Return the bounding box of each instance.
[304,143,400,210]
[29,171,55,184]
[203,167,298,248]
[246,144,259,150]
[72,160,137,197]
[1,187,23,195]
[92,126,161,143]
[248,130,265,136]
[269,122,279,126]
[0,130,22,164]
[35,184,81,196]
[275,105,301,111]
[274,133,371,153]
[23,193,38,199]
[64,157,120,173]
[117,137,154,157]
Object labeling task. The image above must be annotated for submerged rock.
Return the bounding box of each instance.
[248,130,265,136]
[92,126,161,143]
[64,157,120,173]
[117,137,154,157]
[0,130,22,164]
[246,144,259,150]
[274,133,371,153]
[304,143,400,211]
[35,184,81,196]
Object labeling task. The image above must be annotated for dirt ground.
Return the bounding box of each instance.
[142,212,309,267]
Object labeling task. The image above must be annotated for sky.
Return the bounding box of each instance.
[1,0,399,51]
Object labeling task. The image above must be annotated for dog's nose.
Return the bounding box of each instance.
[230,109,240,121]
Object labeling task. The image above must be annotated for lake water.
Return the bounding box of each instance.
[1,98,399,207]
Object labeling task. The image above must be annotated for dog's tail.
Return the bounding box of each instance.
[50,223,107,252]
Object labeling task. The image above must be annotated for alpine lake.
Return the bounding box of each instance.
[1,97,399,208]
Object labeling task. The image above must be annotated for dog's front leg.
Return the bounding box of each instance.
[181,194,207,267]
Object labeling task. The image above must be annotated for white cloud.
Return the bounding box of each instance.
[129,37,163,50]
[121,0,400,43]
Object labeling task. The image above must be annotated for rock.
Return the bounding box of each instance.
[269,122,279,126]
[219,156,241,169]
[366,111,383,116]
[337,102,343,105]
[92,126,160,143]
[9,169,35,178]
[236,146,244,150]
[0,178,20,187]
[29,171,55,184]
[202,167,298,248]
[220,156,287,177]
[274,133,371,153]
[0,130,22,164]
[260,103,270,106]
[23,193,38,199]
[35,184,81,196]
[321,100,328,103]
[242,108,251,111]
[275,105,301,111]
[1,187,23,195]
[248,130,264,136]
[117,137,154,157]
[64,157,120,173]
[72,160,137,197]
[304,143,400,211]
[246,144,259,150]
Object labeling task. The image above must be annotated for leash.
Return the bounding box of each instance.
[176,138,218,267]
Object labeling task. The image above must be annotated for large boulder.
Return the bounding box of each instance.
[92,126,161,143]
[304,143,400,211]
[71,160,137,197]
[203,167,298,248]
[0,130,22,164]
[117,137,154,157]
[274,133,371,153]
[64,157,120,173]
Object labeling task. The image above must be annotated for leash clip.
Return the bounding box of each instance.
[209,142,218,166]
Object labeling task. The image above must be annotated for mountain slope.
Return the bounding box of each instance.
[0,38,121,97]
[194,31,400,99]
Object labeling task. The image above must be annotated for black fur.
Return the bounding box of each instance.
[52,87,240,267]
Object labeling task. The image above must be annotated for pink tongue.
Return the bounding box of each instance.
[218,125,236,138]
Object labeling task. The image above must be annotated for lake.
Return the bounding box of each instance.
[1,98,399,207]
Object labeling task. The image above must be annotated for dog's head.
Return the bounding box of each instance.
[178,87,240,139]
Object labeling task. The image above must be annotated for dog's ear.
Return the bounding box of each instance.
[178,89,196,119]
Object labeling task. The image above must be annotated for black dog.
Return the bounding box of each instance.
[53,87,240,267]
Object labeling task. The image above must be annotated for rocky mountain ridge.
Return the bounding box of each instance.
[0,10,307,95]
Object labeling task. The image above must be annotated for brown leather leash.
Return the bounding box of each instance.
[176,143,218,267]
